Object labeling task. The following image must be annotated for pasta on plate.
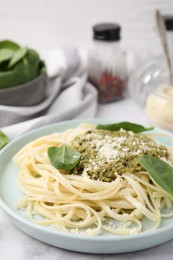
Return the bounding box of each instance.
[13,123,173,236]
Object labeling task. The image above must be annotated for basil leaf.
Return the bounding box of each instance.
[0,131,9,150]
[8,47,27,68]
[138,155,173,200]
[48,144,81,171]
[96,122,154,133]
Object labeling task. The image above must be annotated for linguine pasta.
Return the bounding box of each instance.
[13,123,173,236]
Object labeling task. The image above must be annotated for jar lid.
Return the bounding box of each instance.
[93,23,121,41]
[163,15,173,31]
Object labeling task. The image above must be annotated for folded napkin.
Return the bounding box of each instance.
[1,47,98,139]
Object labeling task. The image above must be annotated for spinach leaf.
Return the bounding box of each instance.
[0,40,45,89]
[0,131,9,150]
[0,40,20,51]
[138,155,173,200]
[8,47,27,68]
[96,122,154,133]
[0,60,38,89]
[48,144,81,171]
[0,49,14,65]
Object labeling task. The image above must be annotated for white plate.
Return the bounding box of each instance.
[0,119,173,254]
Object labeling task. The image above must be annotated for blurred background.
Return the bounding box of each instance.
[1,0,173,133]
[0,0,171,60]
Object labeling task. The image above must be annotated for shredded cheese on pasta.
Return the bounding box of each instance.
[13,123,173,236]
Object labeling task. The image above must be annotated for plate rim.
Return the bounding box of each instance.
[0,118,173,244]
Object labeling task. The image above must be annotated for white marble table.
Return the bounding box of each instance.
[1,98,173,260]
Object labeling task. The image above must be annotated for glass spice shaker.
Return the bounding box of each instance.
[88,23,127,103]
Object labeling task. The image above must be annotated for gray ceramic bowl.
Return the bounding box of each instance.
[0,72,48,106]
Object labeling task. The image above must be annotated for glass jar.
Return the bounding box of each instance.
[146,85,173,132]
[128,15,173,107]
[128,56,170,106]
[88,23,127,103]
[145,16,173,132]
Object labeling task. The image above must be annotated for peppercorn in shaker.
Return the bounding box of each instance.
[88,23,127,103]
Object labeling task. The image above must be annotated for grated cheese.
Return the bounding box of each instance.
[70,129,168,182]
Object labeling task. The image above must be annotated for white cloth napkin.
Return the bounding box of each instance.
[1,47,98,139]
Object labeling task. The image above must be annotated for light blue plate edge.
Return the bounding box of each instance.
[0,118,173,253]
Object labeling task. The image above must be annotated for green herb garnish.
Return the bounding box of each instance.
[47,144,81,171]
[0,130,9,150]
[96,122,154,133]
[139,155,173,200]
[0,40,45,89]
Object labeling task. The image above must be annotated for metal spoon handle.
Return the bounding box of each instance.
[156,9,173,86]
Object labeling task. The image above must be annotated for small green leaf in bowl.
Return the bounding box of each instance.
[8,47,27,68]
[48,144,81,171]
[0,40,46,89]
[0,49,14,65]
[0,40,20,51]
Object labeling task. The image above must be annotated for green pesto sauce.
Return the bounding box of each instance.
[70,129,168,182]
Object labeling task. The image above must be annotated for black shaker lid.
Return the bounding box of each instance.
[93,23,121,41]
[163,15,173,31]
